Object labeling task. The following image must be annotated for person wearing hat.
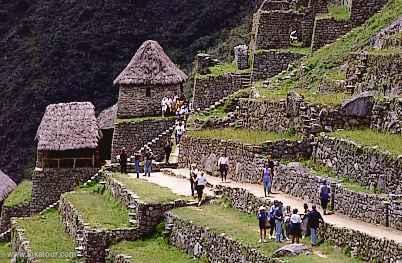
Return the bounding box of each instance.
[257,206,269,243]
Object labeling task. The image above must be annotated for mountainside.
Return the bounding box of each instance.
[0,0,253,181]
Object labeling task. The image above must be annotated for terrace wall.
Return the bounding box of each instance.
[311,17,352,50]
[370,97,402,134]
[313,135,402,194]
[11,219,37,263]
[193,73,244,111]
[31,167,97,213]
[350,0,388,26]
[252,50,304,80]
[111,118,175,161]
[0,202,30,233]
[178,135,312,183]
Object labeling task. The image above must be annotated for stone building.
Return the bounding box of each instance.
[97,104,117,161]
[113,40,187,118]
[32,102,101,212]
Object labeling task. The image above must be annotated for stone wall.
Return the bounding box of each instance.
[370,97,402,134]
[179,135,313,183]
[31,167,97,213]
[116,84,182,118]
[111,118,176,161]
[313,135,402,194]
[350,0,388,26]
[311,17,352,50]
[252,50,304,80]
[274,163,402,230]
[11,218,37,262]
[0,202,30,233]
[193,73,244,111]
[346,51,402,96]
[165,211,272,263]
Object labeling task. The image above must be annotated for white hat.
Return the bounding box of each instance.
[259,206,266,211]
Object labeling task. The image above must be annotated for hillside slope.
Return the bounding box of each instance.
[0,0,253,181]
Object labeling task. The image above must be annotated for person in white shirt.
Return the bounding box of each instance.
[289,208,302,244]
[195,172,207,206]
[175,121,186,145]
[218,153,229,182]
[166,97,173,115]
[161,97,168,117]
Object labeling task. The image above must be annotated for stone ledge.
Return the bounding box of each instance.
[0,202,31,233]
[10,218,37,263]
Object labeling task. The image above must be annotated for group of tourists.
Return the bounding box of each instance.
[190,165,208,206]
[161,95,189,118]
[119,147,154,178]
[257,202,324,246]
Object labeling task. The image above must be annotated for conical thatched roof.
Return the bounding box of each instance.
[0,170,16,202]
[97,104,117,130]
[113,40,187,86]
[36,102,100,151]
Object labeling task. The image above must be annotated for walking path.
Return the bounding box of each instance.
[134,167,402,243]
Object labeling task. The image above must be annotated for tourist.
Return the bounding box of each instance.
[282,205,291,241]
[195,172,207,206]
[267,155,275,192]
[308,205,324,246]
[257,206,269,243]
[134,153,141,178]
[166,97,173,115]
[119,147,128,174]
[302,203,310,237]
[164,139,173,164]
[289,209,302,244]
[175,121,185,145]
[217,152,229,182]
[261,163,272,197]
[161,97,168,117]
[268,201,278,239]
[144,152,153,177]
[274,202,284,242]
[319,180,331,215]
[190,164,198,197]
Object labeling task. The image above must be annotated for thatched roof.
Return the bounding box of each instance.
[113,40,187,86]
[0,170,17,202]
[36,102,100,151]
[97,104,117,130]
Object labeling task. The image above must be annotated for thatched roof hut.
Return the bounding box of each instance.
[36,102,100,151]
[113,40,187,86]
[0,170,17,203]
[97,104,117,130]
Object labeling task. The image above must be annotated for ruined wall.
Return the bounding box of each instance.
[313,135,402,194]
[311,17,352,50]
[117,84,182,118]
[370,97,402,134]
[0,203,30,233]
[193,73,245,110]
[111,118,176,161]
[252,50,304,80]
[350,0,388,26]
[11,219,37,263]
[31,168,97,213]
[179,135,313,183]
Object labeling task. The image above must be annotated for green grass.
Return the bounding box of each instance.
[188,128,301,145]
[4,180,32,207]
[366,47,402,56]
[63,185,129,229]
[16,209,76,263]
[325,69,346,81]
[319,4,351,22]
[116,116,176,124]
[173,203,362,262]
[112,173,186,204]
[0,242,12,260]
[301,160,377,194]
[198,62,251,79]
[255,47,311,56]
[300,90,351,106]
[331,129,402,156]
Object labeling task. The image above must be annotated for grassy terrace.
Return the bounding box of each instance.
[16,209,76,263]
[111,237,203,263]
[255,47,311,56]
[197,62,250,79]
[64,185,129,229]
[116,116,175,124]
[301,160,377,193]
[188,128,301,145]
[4,180,32,207]
[331,129,402,156]
[112,173,186,204]
[0,242,11,260]
[173,203,361,262]
[318,4,351,21]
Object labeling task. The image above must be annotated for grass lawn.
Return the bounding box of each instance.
[4,180,32,207]
[197,62,250,79]
[188,128,301,145]
[301,160,377,194]
[111,237,203,263]
[16,209,76,263]
[319,4,351,22]
[0,242,12,260]
[173,203,361,262]
[63,186,129,229]
[112,173,186,204]
[116,116,176,124]
[330,129,402,156]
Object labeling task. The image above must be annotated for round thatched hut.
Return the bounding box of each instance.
[113,40,187,118]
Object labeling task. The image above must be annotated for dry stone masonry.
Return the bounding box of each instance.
[311,17,352,50]
[234,45,249,70]
[0,202,30,233]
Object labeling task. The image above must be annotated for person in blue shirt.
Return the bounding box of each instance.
[261,163,272,197]
[257,206,269,243]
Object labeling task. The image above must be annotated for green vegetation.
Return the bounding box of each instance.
[197,62,251,79]
[0,242,11,260]
[319,4,351,22]
[112,173,186,204]
[301,160,377,193]
[16,209,76,263]
[366,47,402,56]
[331,129,402,156]
[116,116,176,124]
[4,180,32,207]
[255,47,311,56]
[325,69,347,81]
[188,128,301,145]
[64,185,129,229]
